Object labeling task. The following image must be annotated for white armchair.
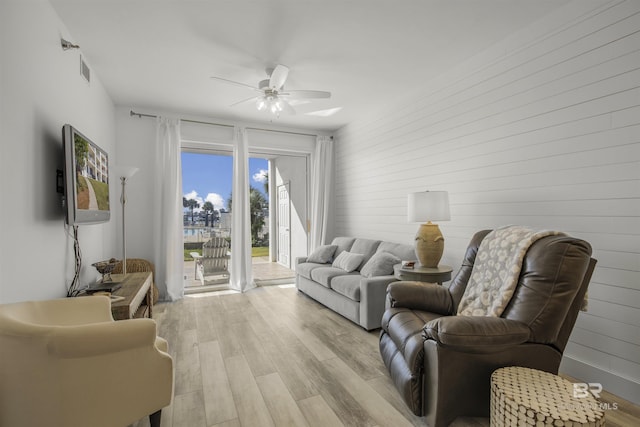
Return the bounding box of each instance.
[0,296,173,427]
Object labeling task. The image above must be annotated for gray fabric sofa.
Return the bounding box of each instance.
[295,237,415,330]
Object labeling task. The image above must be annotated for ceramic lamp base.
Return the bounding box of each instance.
[414,222,445,268]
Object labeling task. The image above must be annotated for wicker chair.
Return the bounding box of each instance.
[113,258,159,304]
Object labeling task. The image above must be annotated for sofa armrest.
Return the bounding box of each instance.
[360,275,398,330]
[423,316,531,353]
[386,281,454,315]
[295,256,308,265]
[48,318,159,358]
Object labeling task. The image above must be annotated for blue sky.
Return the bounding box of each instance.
[181,152,268,212]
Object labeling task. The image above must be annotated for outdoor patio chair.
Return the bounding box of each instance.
[198,237,230,281]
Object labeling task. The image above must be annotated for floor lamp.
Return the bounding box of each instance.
[119,166,139,275]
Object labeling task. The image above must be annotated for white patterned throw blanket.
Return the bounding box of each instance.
[457,226,566,317]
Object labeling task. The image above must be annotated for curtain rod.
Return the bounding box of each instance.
[129,109,331,139]
[129,110,233,128]
[245,126,325,138]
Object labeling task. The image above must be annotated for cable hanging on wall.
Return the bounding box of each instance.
[65,224,82,297]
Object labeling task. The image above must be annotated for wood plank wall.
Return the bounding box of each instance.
[333,0,639,402]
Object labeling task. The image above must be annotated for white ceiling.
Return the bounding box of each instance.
[50,0,573,132]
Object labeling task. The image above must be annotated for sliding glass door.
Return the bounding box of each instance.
[180,147,305,293]
[182,151,233,290]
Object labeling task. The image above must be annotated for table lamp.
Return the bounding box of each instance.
[408,191,450,268]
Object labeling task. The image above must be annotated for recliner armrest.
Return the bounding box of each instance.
[423,316,531,353]
[386,281,454,315]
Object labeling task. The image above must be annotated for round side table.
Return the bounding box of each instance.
[393,264,452,285]
[491,366,605,427]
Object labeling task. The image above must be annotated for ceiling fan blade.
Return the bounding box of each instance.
[278,98,296,115]
[281,90,331,99]
[229,96,259,107]
[210,76,262,93]
[269,64,289,90]
[304,107,343,117]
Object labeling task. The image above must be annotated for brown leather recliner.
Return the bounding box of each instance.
[379,230,596,427]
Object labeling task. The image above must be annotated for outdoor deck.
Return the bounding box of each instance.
[184,256,294,290]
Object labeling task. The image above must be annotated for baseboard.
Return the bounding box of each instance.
[256,278,296,286]
[560,356,640,405]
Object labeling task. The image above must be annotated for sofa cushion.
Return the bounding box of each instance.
[331,275,362,302]
[307,245,338,264]
[350,238,382,267]
[311,266,355,288]
[331,237,356,257]
[360,251,401,278]
[296,262,325,280]
[332,251,365,272]
[377,241,416,261]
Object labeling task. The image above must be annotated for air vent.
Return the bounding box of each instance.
[80,55,90,83]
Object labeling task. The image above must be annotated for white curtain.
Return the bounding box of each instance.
[310,135,334,249]
[229,127,255,292]
[153,117,184,301]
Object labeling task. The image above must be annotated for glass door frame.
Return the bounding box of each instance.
[181,141,310,291]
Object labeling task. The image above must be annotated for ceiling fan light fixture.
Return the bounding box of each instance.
[255,94,285,115]
[213,63,329,117]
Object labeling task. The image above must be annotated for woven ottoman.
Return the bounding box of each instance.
[491,367,605,426]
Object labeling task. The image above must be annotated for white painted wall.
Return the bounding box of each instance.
[0,0,117,303]
[113,109,157,265]
[334,0,639,403]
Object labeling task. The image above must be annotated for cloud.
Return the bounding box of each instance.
[184,190,204,209]
[183,190,225,212]
[205,193,224,210]
[253,169,268,184]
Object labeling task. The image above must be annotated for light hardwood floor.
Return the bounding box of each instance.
[133,285,640,427]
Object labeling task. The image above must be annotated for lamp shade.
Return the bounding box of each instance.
[408,191,450,223]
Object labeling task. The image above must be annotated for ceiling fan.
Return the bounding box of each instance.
[211,64,331,116]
